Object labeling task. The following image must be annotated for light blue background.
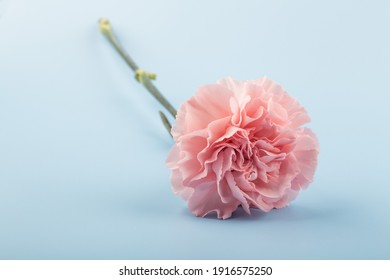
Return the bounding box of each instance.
[1,0,389,259]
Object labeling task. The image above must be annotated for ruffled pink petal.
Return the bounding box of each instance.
[187,181,240,219]
[172,84,234,138]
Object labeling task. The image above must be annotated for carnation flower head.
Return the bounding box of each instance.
[167,77,319,219]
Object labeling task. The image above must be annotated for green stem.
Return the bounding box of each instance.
[98,18,177,119]
[159,111,173,138]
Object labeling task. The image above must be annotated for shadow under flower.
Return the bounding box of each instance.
[186,203,340,222]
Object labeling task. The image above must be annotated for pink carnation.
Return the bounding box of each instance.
[167,77,319,219]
